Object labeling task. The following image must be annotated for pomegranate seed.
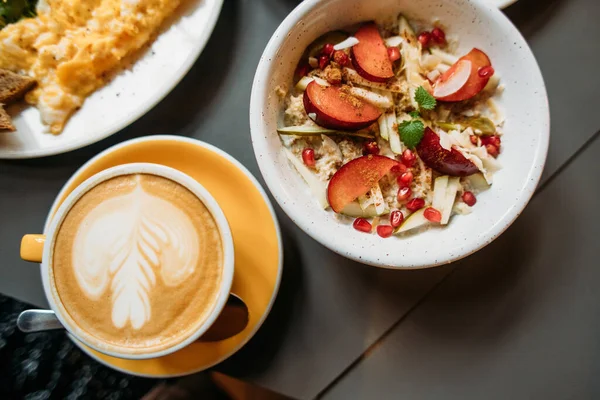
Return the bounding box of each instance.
[401,149,416,167]
[318,55,329,70]
[397,186,412,201]
[377,225,394,238]
[485,144,499,158]
[431,27,446,45]
[296,63,310,78]
[481,135,501,148]
[353,218,372,233]
[387,47,401,62]
[333,50,349,66]
[418,32,431,48]
[424,207,442,223]
[406,198,425,212]
[390,210,404,228]
[398,171,414,187]
[322,43,335,58]
[470,135,478,145]
[390,163,408,175]
[302,148,316,167]
[478,66,495,78]
[462,191,477,207]
[364,141,380,155]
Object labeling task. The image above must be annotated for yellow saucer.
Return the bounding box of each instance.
[45,135,283,378]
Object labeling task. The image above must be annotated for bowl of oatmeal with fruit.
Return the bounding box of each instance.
[250,0,549,268]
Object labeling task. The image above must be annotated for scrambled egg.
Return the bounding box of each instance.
[0,0,181,134]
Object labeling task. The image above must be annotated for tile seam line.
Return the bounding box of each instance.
[314,128,600,400]
[534,129,600,195]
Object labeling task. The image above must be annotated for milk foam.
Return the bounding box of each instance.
[71,175,200,330]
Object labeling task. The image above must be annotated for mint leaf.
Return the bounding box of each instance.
[409,110,420,119]
[414,86,436,111]
[398,119,425,149]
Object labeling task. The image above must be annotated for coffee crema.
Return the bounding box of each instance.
[52,173,224,354]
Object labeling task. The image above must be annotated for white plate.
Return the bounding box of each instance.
[0,0,223,159]
[492,0,518,8]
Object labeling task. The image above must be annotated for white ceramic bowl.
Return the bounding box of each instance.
[250,0,549,269]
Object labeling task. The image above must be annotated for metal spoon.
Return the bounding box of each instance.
[17,309,63,332]
[17,294,249,342]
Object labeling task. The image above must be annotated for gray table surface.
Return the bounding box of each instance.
[0,0,599,399]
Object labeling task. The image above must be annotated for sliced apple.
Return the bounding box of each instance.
[295,76,330,92]
[378,114,389,140]
[433,48,492,102]
[465,172,491,192]
[431,175,449,211]
[343,68,405,92]
[429,48,459,66]
[345,86,393,109]
[389,111,409,155]
[358,183,388,216]
[398,15,431,96]
[443,177,461,224]
[327,155,399,213]
[303,81,382,131]
[395,208,429,234]
[341,202,387,218]
[416,127,479,176]
[277,126,374,139]
[351,23,394,83]
[305,31,349,59]
[283,147,328,209]
[437,116,496,136]
[432,176,460,225]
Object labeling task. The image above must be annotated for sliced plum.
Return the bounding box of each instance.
[351,23,395,83]
[433,48,492,102]
[416,128,479,176]
[327,155,399,213]
[303,81,382,131]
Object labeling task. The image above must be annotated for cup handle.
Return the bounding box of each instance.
[21,234,46,263]
[198,292,250,342]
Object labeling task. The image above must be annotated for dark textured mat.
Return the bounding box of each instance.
[0,294,160,400]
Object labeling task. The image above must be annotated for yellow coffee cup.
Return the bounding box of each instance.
[20,163,239,360]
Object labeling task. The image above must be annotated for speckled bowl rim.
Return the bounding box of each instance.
[249,0,549,269]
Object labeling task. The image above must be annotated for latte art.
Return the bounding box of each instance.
[72,175,200,330]
[52,173,224,354]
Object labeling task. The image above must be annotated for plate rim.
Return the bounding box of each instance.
[0,0,224,159]
[44,135,284,377]
[496,0,518,8]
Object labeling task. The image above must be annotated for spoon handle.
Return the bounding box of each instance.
[17,309,63,333]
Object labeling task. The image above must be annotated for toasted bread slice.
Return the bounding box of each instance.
[0,106,15,131]
[0,69,36,104]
